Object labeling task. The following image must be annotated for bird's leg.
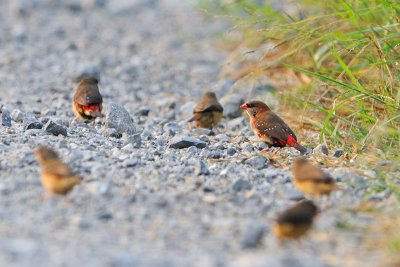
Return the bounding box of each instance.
[273,147,283,155]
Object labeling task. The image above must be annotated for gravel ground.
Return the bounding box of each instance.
[0,1,398,267]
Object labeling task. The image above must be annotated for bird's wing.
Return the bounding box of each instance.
[74,85,103,105]
[44,160,75,178]
[297,165,333,183]
[194,102,223,114]
[254,112,297,144]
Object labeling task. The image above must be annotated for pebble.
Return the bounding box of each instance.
[1,113,12,127]
[23,117,43,130]
[241,223,266,248]
[104,103,136,135]
[122,133,142,148]
[232,179,252,192]
[245,156,267,170]
[227,147,237,156]
[44,120,68,136]
[333,149,344,158]
[195,159,210,175]
[220,93,245,119]
[313,144,328,155]
[10,109,25,122]
[168,135,207,149]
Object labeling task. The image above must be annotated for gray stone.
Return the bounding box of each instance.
[44,120,67,136]
[23,118,43,130]
[191,127,214,136]
[104,103,136,135]
[220,93,245,119]
[135,105,150,116]
[104,128,121,139]
[313,144,329,155]
[227,147,237,156]
[245,156,267,170]
[195,159,209,175]
[122,133,141,148]
[233,179,252,192]
[168,135,206,149]
[227,117,246,131]
[1,113,12,127]
[242,223,266,248]
[333,149,344,158]
[70,62,101,82]
[10,109,25,122]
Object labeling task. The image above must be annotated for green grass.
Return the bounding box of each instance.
[199,0,400,164]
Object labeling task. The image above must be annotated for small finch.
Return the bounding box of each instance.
[34,146,80,195]
[240,101,306,154]
[73,77,103,120]
[274,200,318,240]
[188,91,223,129]
[292,157,337,197]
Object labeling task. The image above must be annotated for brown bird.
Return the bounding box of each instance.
[34,146,80,195]
[73,77,103,120]
[292,157,337,197]
[188,91,223,129]
[274,200,318,240]
[240,100,306,154]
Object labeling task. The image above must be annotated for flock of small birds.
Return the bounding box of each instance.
[33,76,337,243]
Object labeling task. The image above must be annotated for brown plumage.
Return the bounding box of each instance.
[274,200,318,240]
[34,146,79,195]
[292,157,337,197]
[73,77,103,120]
[240,101,306,154]
[188,91,223,129]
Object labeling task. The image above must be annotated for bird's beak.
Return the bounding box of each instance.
[240,104,248,110]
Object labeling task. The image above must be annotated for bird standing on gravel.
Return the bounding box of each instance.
[34,146,80,195]
[188,91,223,129]
[292,157,337,197]
[73,77,103,121]
[240,100,306,154]
[274,200,318,240]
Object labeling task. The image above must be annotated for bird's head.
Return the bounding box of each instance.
[34,146,59,163]
[240,100,270,117]
[297,200,319,216]
[292,156,309,173]
[202,91,218,101]
[79,77,99,85]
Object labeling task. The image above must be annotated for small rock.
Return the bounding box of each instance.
[206,151,223,159]
[23,118,43,130]
[233,179,252,192]
[123,158,138,167]
[122,133,141,148]
[44,109,57,116]
[98,212,113,221]
[191,127,214,136]
[104,103,136,135]
[104,128,121,139]
[245,156,267,170]
[195,160,210,175]
[333,149,344,158]
[44,120,67,136]
[164,122,181,136]
[10,109,25,122]
[313,144,329,155]
[168,135,206,149]
[227,117,246,131]
[227,147,237,156]
[70,62,101,82]
[135,105,150,116]
[1,113,12,127]
[242,223,266,248]
[220,93,245,119]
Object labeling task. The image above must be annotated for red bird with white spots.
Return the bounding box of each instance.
[240,101,307,154]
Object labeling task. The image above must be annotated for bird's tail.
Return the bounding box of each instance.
[294,144,307,155]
